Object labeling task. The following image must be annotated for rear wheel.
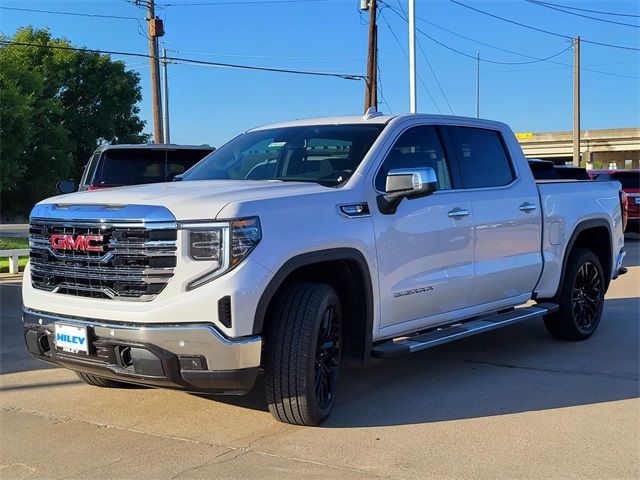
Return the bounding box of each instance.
[263,282,342,425]
[75,372,135,388]
[543,248,605,341]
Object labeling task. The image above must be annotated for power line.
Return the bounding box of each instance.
[376,64,393,114]
[0,40,365,81]
[524,0,640,29]
[169,48,365,59]
[378,8,442,113]
[449,0,640,52]
[0,6,140,20]
[395,5,639,80]
[385,5,574,65]
[393,0,454,114]
[158,0,329,6]
[524,0,640,19]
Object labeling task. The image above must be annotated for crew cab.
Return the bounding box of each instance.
[22,113,626,425]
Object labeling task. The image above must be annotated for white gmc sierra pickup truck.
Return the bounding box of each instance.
[23,113,627,425]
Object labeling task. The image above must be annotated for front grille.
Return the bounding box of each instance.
[29,220,177,301]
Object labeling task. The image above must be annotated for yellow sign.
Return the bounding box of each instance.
[516,132,534,140]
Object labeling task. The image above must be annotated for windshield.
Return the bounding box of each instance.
[96,149,212,187]
[181,124,385,186]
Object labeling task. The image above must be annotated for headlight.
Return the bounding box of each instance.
[231,217,261,266]
[189,229,223,261]
[183,217,261,290]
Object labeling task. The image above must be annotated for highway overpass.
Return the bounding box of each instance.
[517,127,639,169]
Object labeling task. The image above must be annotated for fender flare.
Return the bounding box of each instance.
[554,218,613,298]
[252,248,375,360]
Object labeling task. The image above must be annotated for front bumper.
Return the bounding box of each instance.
[22,307,262,394]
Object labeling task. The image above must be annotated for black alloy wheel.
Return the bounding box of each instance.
[543,248,606,341]
[315,304,341,410]
[571,260,603,332]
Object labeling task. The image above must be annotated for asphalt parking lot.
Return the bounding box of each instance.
[1,235,638,479]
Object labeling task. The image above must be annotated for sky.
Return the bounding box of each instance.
[1,0,639,147]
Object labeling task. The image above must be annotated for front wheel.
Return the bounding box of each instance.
[543,248,606,341]
[263,283,342,425]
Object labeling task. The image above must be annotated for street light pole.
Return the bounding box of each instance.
[408,0,417,113]
[476,51,480,118]
[573,36,581,166]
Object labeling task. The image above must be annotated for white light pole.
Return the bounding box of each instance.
[408,0,417,113]
[476,51,480,118]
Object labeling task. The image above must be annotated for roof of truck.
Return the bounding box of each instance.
[247,113,509,132]
[94,143,214,152]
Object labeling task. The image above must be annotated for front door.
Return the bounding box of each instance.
[368,125,475,331]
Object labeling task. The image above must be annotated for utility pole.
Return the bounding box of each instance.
[573,36,581,166]
[363,0,378,113]
[145,0,164,143]
[408,0,417,113]
[162,48,170,144]
[476,51,480,118]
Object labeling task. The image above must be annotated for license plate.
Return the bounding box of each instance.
[634,197,640,205]
[54,324,89,354]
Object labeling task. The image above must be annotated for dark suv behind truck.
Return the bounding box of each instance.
[61,144,214,192]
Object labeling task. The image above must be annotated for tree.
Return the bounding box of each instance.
[0,27,148,219]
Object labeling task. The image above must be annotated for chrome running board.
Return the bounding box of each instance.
[371,304,558,359]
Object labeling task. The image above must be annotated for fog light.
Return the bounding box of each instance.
[178,356,207,371]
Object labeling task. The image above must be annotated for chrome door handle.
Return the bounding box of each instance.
[519,202,537,212]
[448,208,470,218]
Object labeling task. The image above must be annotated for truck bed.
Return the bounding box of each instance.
[534,180,624,299]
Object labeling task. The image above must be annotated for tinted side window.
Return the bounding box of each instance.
[375,126,452,191]
[449,127,514,188]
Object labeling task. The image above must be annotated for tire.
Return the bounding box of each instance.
[543,248,606,341]
[75,372,134,388]
[263,282,342,426]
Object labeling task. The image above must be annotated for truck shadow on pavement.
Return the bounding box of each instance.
[2,271,638,428]
[211,296,639,427]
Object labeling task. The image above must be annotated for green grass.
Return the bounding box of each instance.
[0,256,28,273]
[0,237,29,250]
[0,236,29,273]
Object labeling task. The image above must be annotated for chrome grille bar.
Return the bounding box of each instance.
[29,204,177,302]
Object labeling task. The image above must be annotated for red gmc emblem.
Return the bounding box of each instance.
[50,234,105,252]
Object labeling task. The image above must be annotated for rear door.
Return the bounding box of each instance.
[446,125,543,306]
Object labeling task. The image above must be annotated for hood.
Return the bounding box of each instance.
[41,180,329,220]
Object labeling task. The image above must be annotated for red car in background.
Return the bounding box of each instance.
[589,169,640,232]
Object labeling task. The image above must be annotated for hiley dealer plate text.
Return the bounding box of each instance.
[54,324,89,354]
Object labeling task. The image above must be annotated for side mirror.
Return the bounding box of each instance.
[56,180,77,194]
[377,167,438,215]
